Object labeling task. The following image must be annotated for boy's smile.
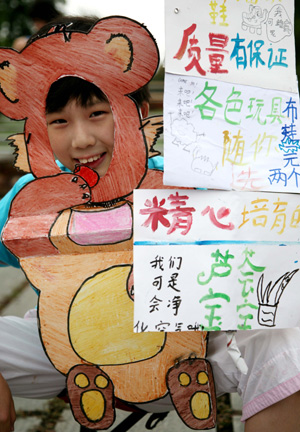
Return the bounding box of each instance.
[46,96,114,178]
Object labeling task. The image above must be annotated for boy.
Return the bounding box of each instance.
[1,15,300,432]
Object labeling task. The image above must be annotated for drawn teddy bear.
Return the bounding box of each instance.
[0,17,216,430]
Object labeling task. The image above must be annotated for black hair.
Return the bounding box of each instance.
[29,16,151,113]
[29,0,61,22]
[45,76,150,114]
[46,77,108,114]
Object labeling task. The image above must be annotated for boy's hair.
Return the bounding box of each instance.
[29,0,61,23]
[46,76,150,114]
[28,16,151,113]
[46,77,107,114]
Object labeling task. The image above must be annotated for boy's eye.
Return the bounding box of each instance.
[49,118,67,125]
[90,111,105,118]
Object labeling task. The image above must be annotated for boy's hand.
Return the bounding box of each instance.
[0,374,16,431]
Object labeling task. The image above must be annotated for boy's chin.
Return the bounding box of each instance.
[94,163,111,178]
[93,169,107,179]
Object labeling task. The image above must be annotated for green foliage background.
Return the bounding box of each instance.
[0,0,65,47]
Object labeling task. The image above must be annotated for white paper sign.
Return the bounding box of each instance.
[164,0,300,193]
[165,0,297,92]
[134,189,300,332]
[163,73,300,191]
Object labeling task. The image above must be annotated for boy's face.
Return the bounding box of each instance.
[46,96,114,178]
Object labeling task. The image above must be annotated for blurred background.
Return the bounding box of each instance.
[0,0,165,53]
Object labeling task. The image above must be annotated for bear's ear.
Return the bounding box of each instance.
[90,17,159,95]
[0,50,26,120]
[105,34,134,73]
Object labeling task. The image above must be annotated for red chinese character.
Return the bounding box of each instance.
[174,23,206,76]
[186,37,206,76]
[167,192,195,235]
[201,206,234,230]
[140,197,170,232]
[206,33,229,74]
[174,23,197,60]
[207,33,229,50]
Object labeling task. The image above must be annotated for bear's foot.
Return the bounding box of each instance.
[166,356,217,430]
[67,364,115,430]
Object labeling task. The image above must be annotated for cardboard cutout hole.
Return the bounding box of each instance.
[45,76,115,181]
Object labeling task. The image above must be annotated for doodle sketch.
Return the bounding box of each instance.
[266,4,293,43]
[192,146,218,177]
[241,4,268,35]
[257,269,299,327]
[168,109,219,179]
[241,3,292,43]
[169,114,202,151]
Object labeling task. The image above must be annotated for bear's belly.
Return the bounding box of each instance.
[69,265,165,365]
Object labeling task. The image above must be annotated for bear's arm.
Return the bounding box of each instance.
[2,173,91,259]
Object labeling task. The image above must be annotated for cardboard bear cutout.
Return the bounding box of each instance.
[0,17,216,429]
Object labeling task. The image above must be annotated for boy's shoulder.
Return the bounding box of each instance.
[148,155,164,171]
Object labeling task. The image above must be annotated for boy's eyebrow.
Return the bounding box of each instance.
[45,97,109,115]
[86,97,109,107]
[46,107,64,115]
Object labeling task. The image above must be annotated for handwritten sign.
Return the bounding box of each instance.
[134,189,300,331]
[133,1,300,333]
[165,0,297,91]
[164,0,300,192]
[163,74,300,191]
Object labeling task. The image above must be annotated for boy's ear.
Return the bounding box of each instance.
[140,102,149,119]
